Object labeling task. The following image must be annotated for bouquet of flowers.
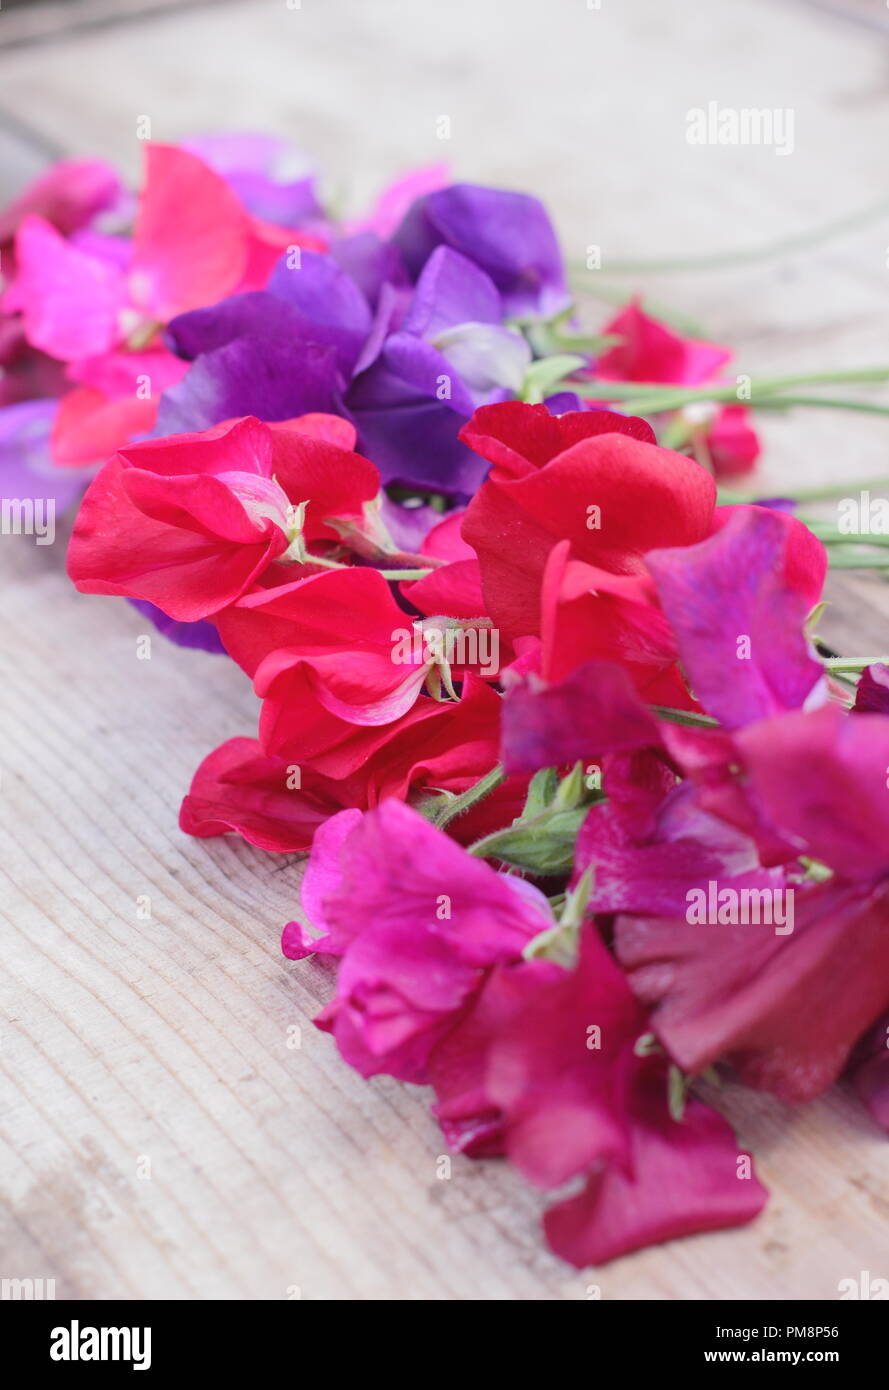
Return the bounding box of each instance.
[6,135,889,1267]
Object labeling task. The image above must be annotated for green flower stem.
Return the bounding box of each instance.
[434,763,505,831]
[719,478,889,505]
[648,705,718,728]
[808,529,889,549]
[822,656,888,672]
[824,553,889,570]
[749,395,889,417]
[303,552,432,581]
[568,369,889,416]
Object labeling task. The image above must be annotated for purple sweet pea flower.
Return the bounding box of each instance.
[159,187,576,494]
[329,232,410,309]
[155,336,344,436]
[266,249,374,376]
[392,183,569,318]
[162,246,510,494]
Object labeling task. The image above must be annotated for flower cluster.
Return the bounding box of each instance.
[11,138,889,1268]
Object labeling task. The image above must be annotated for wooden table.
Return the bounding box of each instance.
[2,0,889,1300]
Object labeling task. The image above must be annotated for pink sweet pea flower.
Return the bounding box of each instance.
[287,799,551,1081]
[0,157,122,280]
[51,347,189,466]
[6,144,324,365]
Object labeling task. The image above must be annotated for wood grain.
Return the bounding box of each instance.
[2,0,889,1300]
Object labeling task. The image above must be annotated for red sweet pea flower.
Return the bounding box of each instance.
[594,301,760,478]
[180,677,509,852]
[496,490,828,777]
[67,414,379,621]
[215,565,504,777]
[596,300,732,385]
[706,403,760,477]
[459,402,717,700]
[538,540,693,705]
[179,737,365,853]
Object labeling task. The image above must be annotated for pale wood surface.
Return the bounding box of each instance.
[2,0,889,1300]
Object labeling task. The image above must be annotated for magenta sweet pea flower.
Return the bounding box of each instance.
[7,145,253,362]
[615,704,889,1102]
[288,799,551,1081]
[646,504,828,729]
[854,662,889,714]
[429,926,767,1264]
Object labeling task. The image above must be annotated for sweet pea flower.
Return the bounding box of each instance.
[853,662,889,714]
[183,133,322,229]
[180,677,507,852]
[458,400,716,653]
[485,430,826,770]
[67,413,378,621]
[215,562,503,777]
[0,156,122,281]
[160,236,534,496]
[284,799,552,1081]
[615,704,889,1102]
[391,182,569,319]
[7,145,260,363]
[595,301,761,478]
[4,144,325,466]
[429,926,766,1264]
